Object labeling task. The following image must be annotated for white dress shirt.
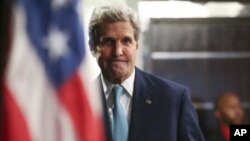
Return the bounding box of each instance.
[101,68,135,123]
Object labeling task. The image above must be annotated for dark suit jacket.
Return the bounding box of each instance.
[100,68,205,141]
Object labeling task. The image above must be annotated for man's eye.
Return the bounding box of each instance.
[100,38,114,46]
[122,37,132,45]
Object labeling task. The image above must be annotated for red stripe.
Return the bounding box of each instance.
[58,73,106,141]
[3,83,32,141]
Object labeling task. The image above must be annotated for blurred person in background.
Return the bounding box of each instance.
[208,92,245,141]
[88,3,205,141]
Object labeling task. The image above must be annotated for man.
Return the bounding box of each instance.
[208,92,245,141]
[88,4,205,141]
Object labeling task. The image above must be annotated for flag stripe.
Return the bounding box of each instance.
[58,72,105,141]
[3,84,32,141]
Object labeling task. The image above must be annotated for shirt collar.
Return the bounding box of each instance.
[101,68,135,98]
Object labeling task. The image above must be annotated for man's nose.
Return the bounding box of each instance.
[114,41,123,56]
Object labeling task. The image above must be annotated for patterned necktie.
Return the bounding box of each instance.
[112,85,128,141]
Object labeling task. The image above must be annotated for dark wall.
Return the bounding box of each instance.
[147,18,250,101]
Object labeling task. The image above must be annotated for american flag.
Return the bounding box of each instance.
[3,0,105,141]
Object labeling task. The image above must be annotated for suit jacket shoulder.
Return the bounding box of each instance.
[128,68,205,141]
[134,68,189,101]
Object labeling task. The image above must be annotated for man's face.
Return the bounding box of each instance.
[217,95,244,125]
[94,21,138,83]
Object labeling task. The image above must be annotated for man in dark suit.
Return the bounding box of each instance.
[88,4,205,141]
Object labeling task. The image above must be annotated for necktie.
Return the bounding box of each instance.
[112,85,128,141]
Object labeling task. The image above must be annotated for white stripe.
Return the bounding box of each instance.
[78,53,103,117]
[151,52,250,60]
[78,0,103,118]
[58,105,77,141]
[6,3,76,141]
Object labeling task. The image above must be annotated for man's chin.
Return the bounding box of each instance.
[107,71,128,83]
[110,67,126,76]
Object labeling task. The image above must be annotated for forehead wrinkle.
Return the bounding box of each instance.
[99,22,135,39]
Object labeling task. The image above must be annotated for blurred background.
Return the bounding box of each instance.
[1,0,250,140]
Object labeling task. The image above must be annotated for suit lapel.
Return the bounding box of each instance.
[97,76,113,141]
[129,68,155,141]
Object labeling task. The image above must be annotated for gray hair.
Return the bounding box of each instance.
[88,4,140,51]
